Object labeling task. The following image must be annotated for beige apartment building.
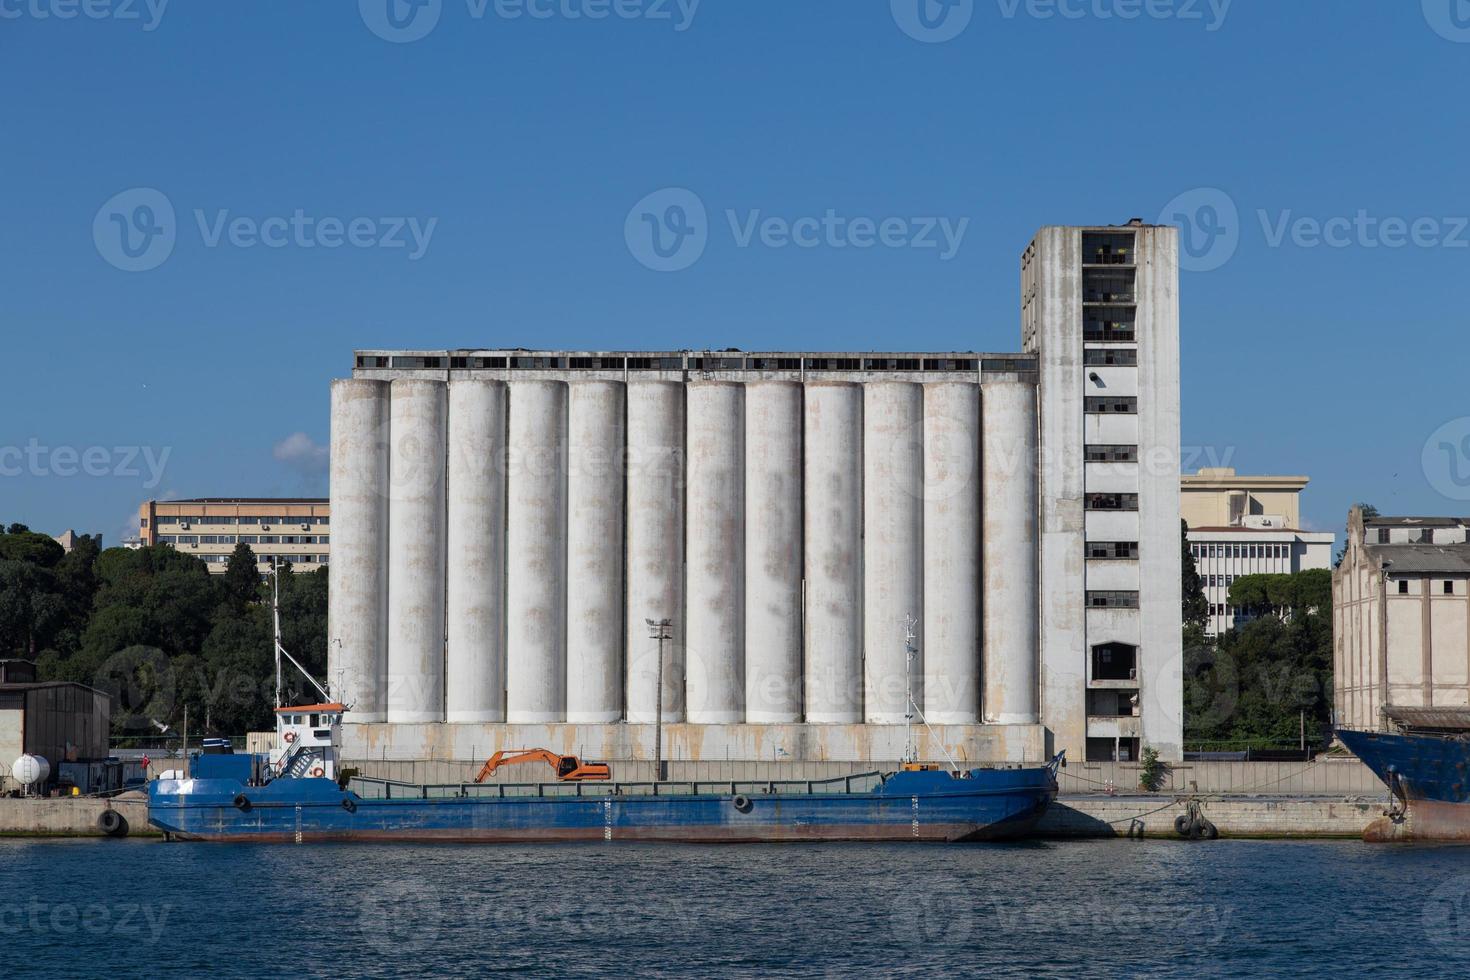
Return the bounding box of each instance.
[1182,468,1334,636]
[138,498,330,574]
[1335,508,1470,731]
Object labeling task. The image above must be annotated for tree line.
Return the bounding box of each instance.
[0,524,326,737]
[1181,520,1335,751]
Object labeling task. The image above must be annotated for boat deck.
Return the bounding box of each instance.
[347,772,891,800]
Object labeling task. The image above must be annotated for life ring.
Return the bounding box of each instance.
[283,731,297,744]
[309,766,325,778]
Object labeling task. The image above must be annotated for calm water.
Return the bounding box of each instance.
[4,837,1470,978]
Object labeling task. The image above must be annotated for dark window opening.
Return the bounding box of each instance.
[1085,397,1138,414]
[1398,580,1409,595]
[474,356,508,369]
[1083,348,1138,367]
[1082,231,1135,266]
[1091,643,1138,680]
[1376,528,1390,544]
[1087,591,1140,609]
[1087,541,1139,560]
[1085,444,1138,462]
[1083,268,1136,304]
[1085,493,1139,512]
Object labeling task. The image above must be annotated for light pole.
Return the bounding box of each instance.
[645,618,673,782]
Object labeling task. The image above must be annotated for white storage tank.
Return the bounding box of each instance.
[505,380,569,724]
[743,381,803,723]
[445,379,508,723]
[982,380,1041,725]
[863,382,924,724]
[803,382,864,723]
[922,382,982,724]
[328,378,391,723]
[685,381,746,723]
[625,381,686,724]
[566,381,626,723]
[386,378,448,724]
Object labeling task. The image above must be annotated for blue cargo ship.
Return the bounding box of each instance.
[1337,727,1470,842]
[148,701,1061,843]
[149,580,1060,843]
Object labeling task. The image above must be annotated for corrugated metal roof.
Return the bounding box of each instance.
[1384,705,1470,730]
[1365,517,1470,527]
[1365,544,1470,574]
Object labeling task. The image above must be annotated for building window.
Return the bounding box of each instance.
[1087,591,1140,609]
[1083,397,1138,414]
[1085,493,1139,511]
[1085,444,1139,463]
[1446,581,1455,595]
[1377,528,1390,544]
[1082,348,1139,367]
[1087,541,1139,560]
[1398,580,1409,595]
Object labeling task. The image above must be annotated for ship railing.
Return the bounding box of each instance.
[345,772,887,800]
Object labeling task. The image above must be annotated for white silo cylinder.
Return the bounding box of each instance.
[566,381,626,723]
[445,380,507,723]
[625,381,686,723]
[863,382,924,725]
[386,378,448,724]
[922,382,982,724]
[328,379,390,723]
[804,382,864,723]
[505,380,569,724]
[744,381,803,723]
[982,381,1040,725]
[685,382,745,723]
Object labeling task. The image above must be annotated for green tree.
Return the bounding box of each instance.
[223,542,261,609]
[1187,568,1334,749]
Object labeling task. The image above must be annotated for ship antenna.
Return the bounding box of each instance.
[903,616,919,766]
[902,615,962,774]
[272,558,333,706]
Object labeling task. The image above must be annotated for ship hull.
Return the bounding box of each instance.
[148,768,1057,844]
[1337,728,1470,842]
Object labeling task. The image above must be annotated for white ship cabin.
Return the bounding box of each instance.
[271,702,343,781]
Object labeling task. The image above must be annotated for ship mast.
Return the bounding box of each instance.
[271,558,333,708]
[903,615,919,766]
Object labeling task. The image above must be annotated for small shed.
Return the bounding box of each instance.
[0,677,111,777]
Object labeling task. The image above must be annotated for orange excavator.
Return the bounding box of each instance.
[473,749,611,783]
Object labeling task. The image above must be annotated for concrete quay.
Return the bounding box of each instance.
[1041,794,1384,839]
[0,793,152,838]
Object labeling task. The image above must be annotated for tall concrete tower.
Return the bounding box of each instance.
[1023,222,1183,762]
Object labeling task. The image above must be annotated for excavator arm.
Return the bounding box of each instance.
[474,749,611,783]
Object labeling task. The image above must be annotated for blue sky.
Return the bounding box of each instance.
[3,0,1470,545]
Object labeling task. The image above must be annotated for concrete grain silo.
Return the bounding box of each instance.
[326,219,1184,766]
[385,378,447,724]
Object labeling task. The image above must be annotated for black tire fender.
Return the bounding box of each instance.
[1174,814,1191,836]
[732,795,752,813]
[1200,819,1219,840]
[233,793,251,811]
[342,797,358,813]
[97,808,127,837]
